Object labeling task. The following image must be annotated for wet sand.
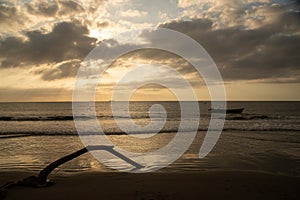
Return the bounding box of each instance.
[0,171,299,200]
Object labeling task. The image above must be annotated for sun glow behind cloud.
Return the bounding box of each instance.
[89,28,112,41]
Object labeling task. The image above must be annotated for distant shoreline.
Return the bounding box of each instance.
[1,100,300,103]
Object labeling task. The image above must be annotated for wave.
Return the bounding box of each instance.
[225,115,269,120]
[0,116,77,121]
[0,115,143,121]
[0,115,156,121]
[226,135,300,144]
[0,114,292,121]
[0,127,299,137]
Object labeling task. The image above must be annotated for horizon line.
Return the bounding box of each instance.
[0,100,300,103]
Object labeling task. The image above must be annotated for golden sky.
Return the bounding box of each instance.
[0,0,300,101]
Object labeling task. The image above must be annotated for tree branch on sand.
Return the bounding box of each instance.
[0,145,143,199]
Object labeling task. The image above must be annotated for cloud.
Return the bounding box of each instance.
[244,3,300,30]
[154,5,300,82]
[0,3,17,21]
[178,0,300,30]
[35,60,81,81]
[58,0,85,16]
[0,87,72,102]
[0,3,27,32]
[105,0,178,25]
[0,19,97,68]
[1,0,299,85]
[120,9,147,17]
[27,1,59,17]
[25,0,93,17]
[0,0,106,37]
[98,1,299,84]
[97,21,109,28]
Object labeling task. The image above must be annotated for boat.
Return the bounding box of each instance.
[209,108,244,114]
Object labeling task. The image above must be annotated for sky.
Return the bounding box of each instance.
[0,0,299,101]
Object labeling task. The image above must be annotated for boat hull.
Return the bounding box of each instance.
[209,108,244,114]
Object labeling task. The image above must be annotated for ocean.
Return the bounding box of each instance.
[0,101,299,175]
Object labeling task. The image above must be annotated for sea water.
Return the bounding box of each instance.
[0,102,299,175]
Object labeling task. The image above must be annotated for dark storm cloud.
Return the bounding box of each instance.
[152,7,300,82]
[0,19,97,68]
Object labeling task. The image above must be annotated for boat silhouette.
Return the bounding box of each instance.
[209,108,244,114]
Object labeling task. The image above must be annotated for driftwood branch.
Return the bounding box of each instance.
[0,145,143,199]
[38,145,143,183]
[38,146,89,183]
